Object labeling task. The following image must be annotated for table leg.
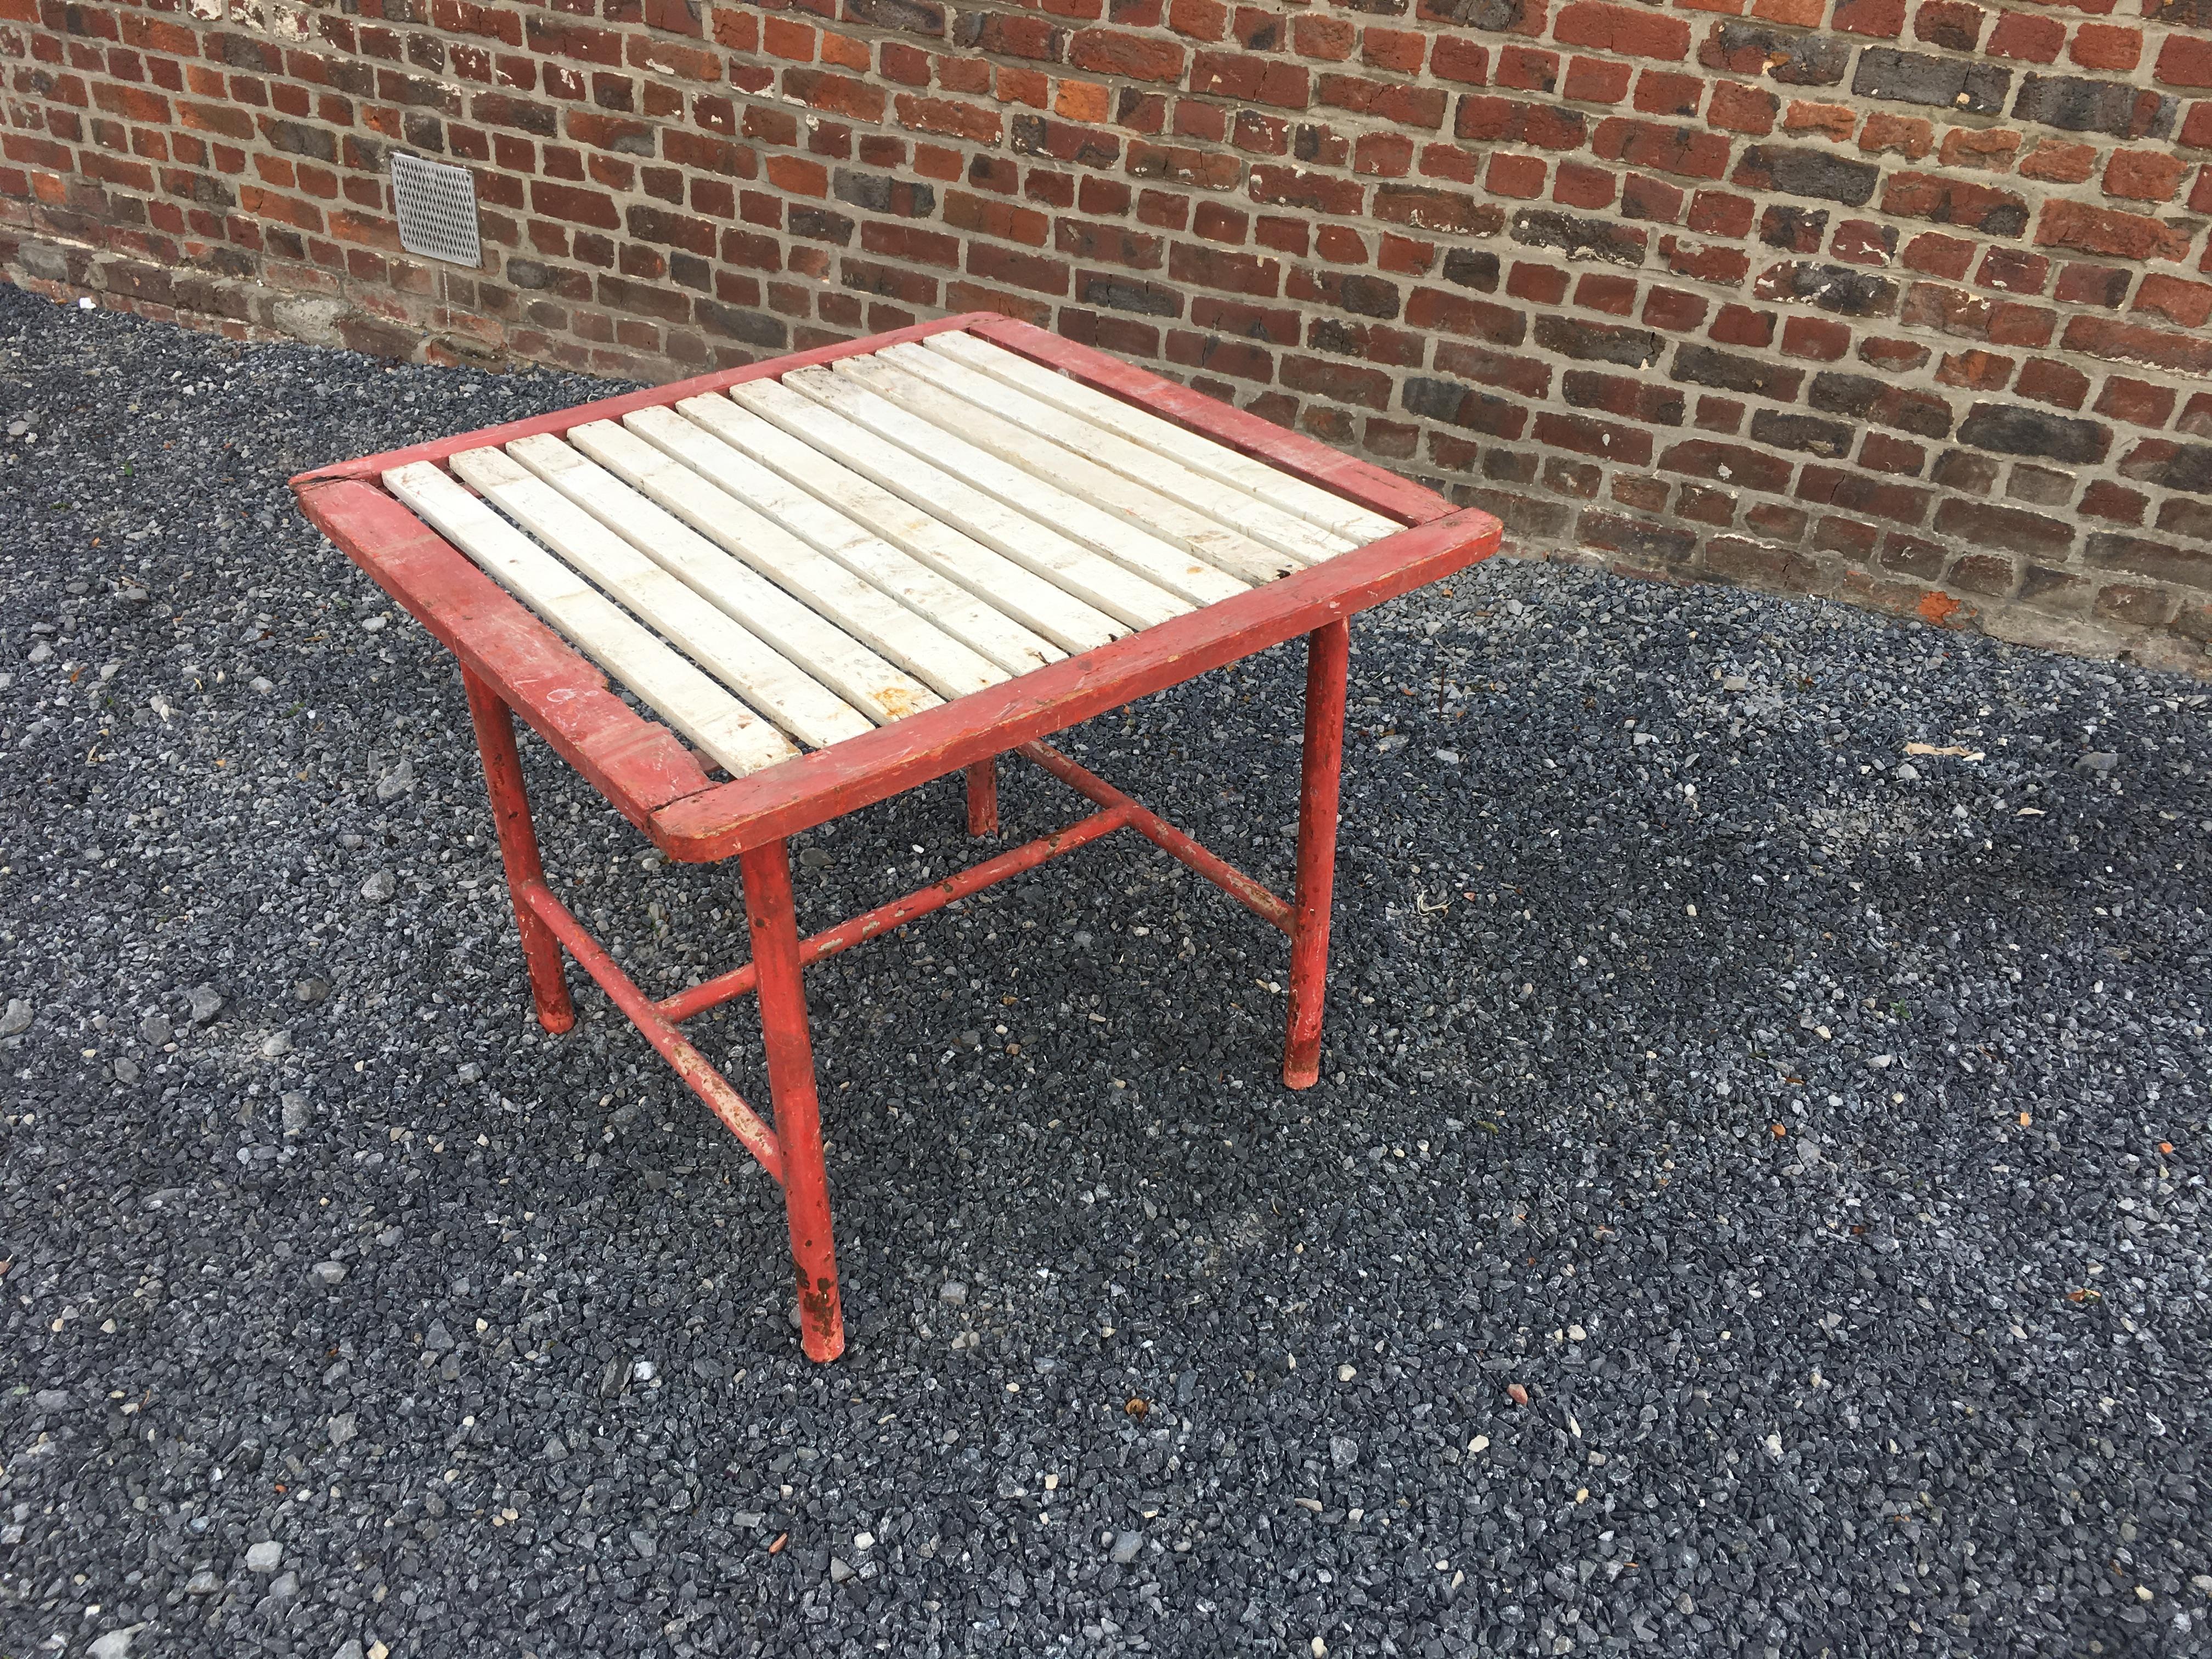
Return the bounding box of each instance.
[740,837,846,1361]
[966,754,1000,837]
[462,667,574,1035]
[1283,619,1348,1090]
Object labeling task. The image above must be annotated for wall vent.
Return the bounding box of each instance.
[390,153,481,268]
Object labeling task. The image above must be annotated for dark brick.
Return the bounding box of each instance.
[1853,47,2009,115]
[1700,22,1852,86]
[2006,462,2074,506]
[1534,411,1656,464]
[1933,498,2075,555]
[1760,205,1830,252]
[845,0,945,33]
[1076,273,1182,314]
[2135,445,2212,494]
[1956,403,2111,464]
[2083,534,2212,590]
[1402,376,1530,437]
[832,170,936,217]
[1752,262,1899,317]
[1808,373,1955,437]
[1510,208,1646,266]
[1578,509,1697,563]
[1750,409,1856,457]
[1418,0,1539,33]
[1796,464,1932,524]
[788,206,857,245]
[695,299,787,347]
[1733,145,1880,206]
[1672,345,1801,398]
[1441,247,1500,291]
[262,119,337,162]
[2011,76,2176,140]
[1562,370,1685,425]
[1660,438,1795,492]
[1533,315,1663,364]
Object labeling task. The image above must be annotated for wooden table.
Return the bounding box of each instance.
[291,314,1502,1360]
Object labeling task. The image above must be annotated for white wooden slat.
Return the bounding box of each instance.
[834,353,1294,588]
[505,426,936,729]
[567,417,998,705]
[926,331,1401,544]
[458,442,872,752]
[382,460,797,778]
[671,393,1126,658]
[868,342,1350,567]
[729,378,1190,633]
[777,366,1251,608]
[621,405,1058,680]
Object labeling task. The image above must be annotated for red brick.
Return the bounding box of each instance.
[1858,111,1933,159]
[2019,140,2095,184]
[1564,57,1632,103]
[2090,376,2171,428]
[1590,117,1729,179]
[1552,160,1614,208]
[2080,481,2145,524]
[2154,33,2212,88]
[2070,22,2141,72]
[1432,37,1490,84]
[1554,1,1690,59]
[1833,0,1907,35]
[2134,274,2212,329]
[2036,199,2194,261]
[1496,45,1559,92]
[1480,153,1544,199]
[1781,314,1851,360]
[1070,29,1184,81]
[1633,70,1703,117]
[1706,81,1775,134]
[2015,357,2091,408]
[1987,10,2063,59]
[1936,349,2013,390]
[2102,149,2188,203]
[1190,50,1310,108]
[1710,303,1774,346]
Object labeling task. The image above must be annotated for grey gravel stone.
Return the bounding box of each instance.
[138,1011,172,1045]
[87,1626,144,1659]
[1110,1530,1142,1564]
[244,1540,282,1572]
[938,1280,968,1305]
[184,983,223,1024]
[6,289,2209,1659]
[281,1090,313,1136]
[359,870,396,902]
[33,1389,69,1411]
[375,756,414,799]
[0,997,33,1037]
[183,1570,224,1596]
[111,1056,139,1084]
[310,1260,347,1285]
[827,1555,855,1583]
[293,976,330,1004]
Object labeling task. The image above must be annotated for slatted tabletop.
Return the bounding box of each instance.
[376,332,1403,783]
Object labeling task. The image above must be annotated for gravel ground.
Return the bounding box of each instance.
[3,282,2210,1659]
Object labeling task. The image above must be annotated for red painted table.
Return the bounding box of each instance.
[291,314,1502,1360]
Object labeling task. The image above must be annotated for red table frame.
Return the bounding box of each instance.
[293,315,1502,1361]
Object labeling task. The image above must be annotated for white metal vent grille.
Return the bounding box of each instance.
[390,153,481,267]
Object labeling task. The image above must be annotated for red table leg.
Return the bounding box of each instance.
[1283,620,1348,1089]
[463,667,575,1035]
[966,754,1000,836]
[740,837,846,1361]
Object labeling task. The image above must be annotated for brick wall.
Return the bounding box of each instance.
[5,0,2209,670]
